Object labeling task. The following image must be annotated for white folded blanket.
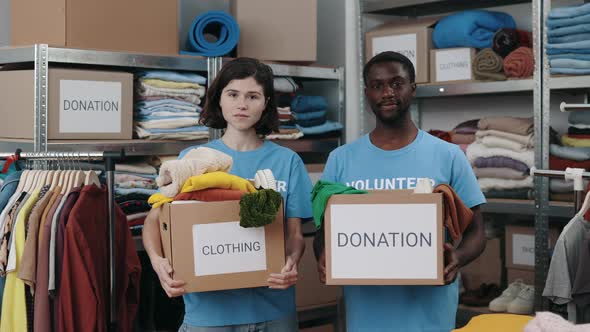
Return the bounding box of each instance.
[476,135,532,152]
[467,142,535,168]
[478,176,534,191]
[475,129,534,147]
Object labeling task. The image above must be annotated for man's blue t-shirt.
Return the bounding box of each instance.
[178,139,313,327]
[321,130,486,332]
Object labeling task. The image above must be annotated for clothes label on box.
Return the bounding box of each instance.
[372,34,417,72]
[59,80,122,133]
[513,234,535,266]
[330,203,438,279]
[435,48,472,82]
[193,221,267,276]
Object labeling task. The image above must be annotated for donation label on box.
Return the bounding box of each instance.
[193,221,267,276]
[59,80,122,133]
[325,192,443,285]
[372,34,418,73]
[435,48,473,82]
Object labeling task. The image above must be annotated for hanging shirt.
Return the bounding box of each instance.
[543,213,590,323]
[0,189,40,332]
[178,139,313,327]
[321,131,485,332]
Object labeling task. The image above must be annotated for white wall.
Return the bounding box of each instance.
[0,0,9,46]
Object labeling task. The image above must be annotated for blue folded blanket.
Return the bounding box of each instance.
[548,33,590,44]
[181,11,240,57]
[135,114,200,121]
[293,109,327,121]
[548,53,590,61]
[143,125,209,134]
[547,23,590,37]
[136,99,199,109]
[550,68,590,75]
[550,58,590,69]
[549,2,590,19]
[291,95,328,113]
[135,108,202,117]
[297,116,327,128]
[569,110,590,125]
[546,48,590,55]
[433,10,516,49]
[297,121,343,135]
[546,40,590,50]
[547,12,590,29]
[136,71,207,85]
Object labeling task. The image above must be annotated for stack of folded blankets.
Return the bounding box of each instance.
[135,70,209,140]
[467,117,535,199]
[114,161,159,235]
[546,3,590,75]
[292,95,343,136]
[270,77,303,140]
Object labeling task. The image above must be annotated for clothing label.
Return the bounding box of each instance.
[193,221,267,276]
[513,234,535,266]
[372,34,418,72]
[435,48,473,82]
[59,80,122,133]
[330,203,438,279]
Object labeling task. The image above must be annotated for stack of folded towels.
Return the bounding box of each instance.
[546,3,590,75]
[467,117,534,199]
[114,161,159,235]
[134,70,209,140]
[549,110,590,201]
[450,119,479,154]
[270,77,303,140]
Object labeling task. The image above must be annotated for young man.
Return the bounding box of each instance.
[317,51,487,331]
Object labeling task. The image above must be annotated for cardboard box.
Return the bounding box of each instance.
[230,0,317,62]
[507,267,534,285]
[430,48,476,83]
[159,201,285,293]
[11,0,178,55]
[366,17,438,83]
[296,236,342,309]
[505,225,560,271]
[324,190,444,285]
[460,238,502,290]
[0,68,133,140]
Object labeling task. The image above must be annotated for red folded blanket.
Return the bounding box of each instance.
[503,47,534,78]
[550,155,590,171]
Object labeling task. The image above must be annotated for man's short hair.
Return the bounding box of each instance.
[363,51,416,85]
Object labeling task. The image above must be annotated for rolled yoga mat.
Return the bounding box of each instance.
[181,11,240,57]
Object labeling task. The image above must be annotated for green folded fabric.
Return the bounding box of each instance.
[311,180,368,229]
[239,189,283,228]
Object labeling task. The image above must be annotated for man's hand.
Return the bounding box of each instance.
[151,255,186,297]
[443,243,461,285]
[318,251,326,284]
[268,256,299,289]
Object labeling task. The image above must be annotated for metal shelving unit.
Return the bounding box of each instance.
[0,45,345,156]
[358,0,580,312]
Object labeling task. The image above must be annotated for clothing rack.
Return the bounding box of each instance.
[0,150,124,332]
[560,101,590,112]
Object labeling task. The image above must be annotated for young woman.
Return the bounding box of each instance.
[142,57,313,332]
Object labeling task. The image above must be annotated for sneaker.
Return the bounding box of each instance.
[488,279,525,312]
[507,285,535,315]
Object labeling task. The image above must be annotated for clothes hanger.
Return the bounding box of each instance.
[73,158,85,189]
[85,169,101,187]
[576,190,590,220]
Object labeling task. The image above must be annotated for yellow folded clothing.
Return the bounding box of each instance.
[149,171,257,209]
[182,171,257,194]
[452,314,532,332]
[141,78,203,90]
[561,134,590,148]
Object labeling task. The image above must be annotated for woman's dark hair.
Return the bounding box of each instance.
[200,57,279,136]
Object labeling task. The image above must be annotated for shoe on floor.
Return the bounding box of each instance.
[507,285,534,315]
[489,279,526,312]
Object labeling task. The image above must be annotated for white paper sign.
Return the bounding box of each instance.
[435,48,472,82]
[193,221,267,276]
[59,80,122,133]
[330,204,438,279]
[513,234,535,266]
[372,34,417,72]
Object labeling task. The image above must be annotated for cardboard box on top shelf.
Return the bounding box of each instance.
[0,68,133,140]
[159,200,285,293]
[365,17,439,83]
[11,0,178,55]
[505,225,560,271]
[430,48,476,83]
[324,190,444,286]
[230,0,317,62]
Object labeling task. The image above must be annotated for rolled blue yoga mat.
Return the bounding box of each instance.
[181,11,240,57]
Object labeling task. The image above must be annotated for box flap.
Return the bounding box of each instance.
[160,204,173,267]
[368,16,440,34]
